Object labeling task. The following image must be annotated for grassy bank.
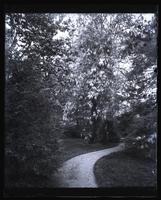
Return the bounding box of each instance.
[94,151,157,187]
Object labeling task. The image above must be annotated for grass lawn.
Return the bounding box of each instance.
[94,151,157,187]
[56,135,119,167]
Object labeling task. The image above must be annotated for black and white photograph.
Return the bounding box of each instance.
[4,11,157,196]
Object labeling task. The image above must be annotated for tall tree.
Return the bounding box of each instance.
[5,13,71,187]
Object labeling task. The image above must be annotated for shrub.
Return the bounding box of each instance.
[63,125,81,138]
[123,133,157,160]
[5,127,59,187]
[119,105,157,160]
[5,64,60,187]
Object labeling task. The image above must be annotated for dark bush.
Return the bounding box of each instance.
[106,120,120,143]
[63,125,81,138]
[5,62,60,187]
[108,131,120,143]
[118,104,157,160]
[123,133,157,160]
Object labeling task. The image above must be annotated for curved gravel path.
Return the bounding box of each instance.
[53,143,125,188]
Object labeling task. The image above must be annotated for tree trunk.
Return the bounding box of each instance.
[90,97,98,143]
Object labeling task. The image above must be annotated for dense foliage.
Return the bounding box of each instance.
[5,13,157,187]
[5,13,70,187]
